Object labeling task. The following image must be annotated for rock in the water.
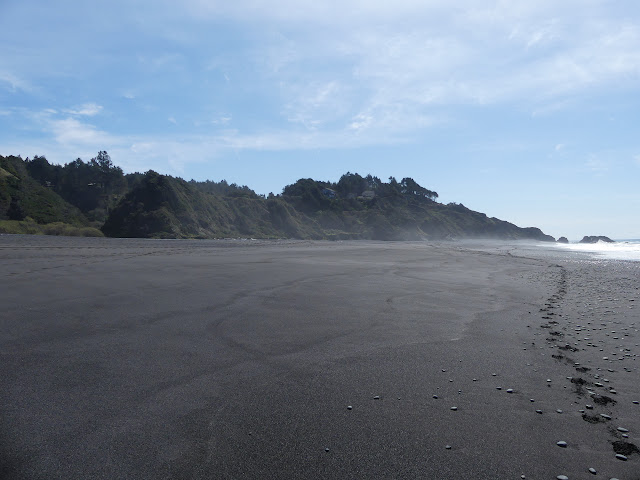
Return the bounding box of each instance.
[579,235,614,244]
[557,237,569,244]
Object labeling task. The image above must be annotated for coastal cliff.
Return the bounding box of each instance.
[2,154,556,242]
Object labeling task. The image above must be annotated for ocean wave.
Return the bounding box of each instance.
[551,239,640,261]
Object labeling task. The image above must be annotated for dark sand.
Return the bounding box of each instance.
[1,236,638,479]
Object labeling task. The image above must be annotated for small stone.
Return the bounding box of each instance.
[433,395,438,399]
[530,398,535,402]
[445,445,451,450]
[347,405,352,410]
[507,389,513,393]
[617,427,629,432]
[496,386,502,390]
[586,404,593,409]
[450,406,458,411]
[556,409,563,414]
[633,400,639,404]
[600,414,611,420]
[557,441,568,448]
[609,389,617,394]
[325,447,330,452]
[615,453,627,461]
[373,396,380,400]
[536,409,543,414]
[547,379,552,382]
[588,467,596,474]
[557,476,569,480]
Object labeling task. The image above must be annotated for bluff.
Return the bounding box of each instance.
[101,171,556,242]
[1,154,557,241]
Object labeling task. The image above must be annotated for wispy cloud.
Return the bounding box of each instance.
[585,154,609,175]
[63,103,103,116]
[0,71,34,93]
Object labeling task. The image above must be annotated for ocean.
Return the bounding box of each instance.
[547,239,640,261]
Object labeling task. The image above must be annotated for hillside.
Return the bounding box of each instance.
[1,154,555,241]
[102,170,554,241]
[0,155,89,226]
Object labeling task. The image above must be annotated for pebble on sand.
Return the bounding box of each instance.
[557,441,568,448]
[347,405,353,410]
[450,406,458,411]
[615,454,627,461]
[557,475,569,480]
[588,467,596,474]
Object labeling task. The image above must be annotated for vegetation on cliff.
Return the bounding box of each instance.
[1,153,555,241]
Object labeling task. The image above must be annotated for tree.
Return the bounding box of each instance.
[400,177,438,201]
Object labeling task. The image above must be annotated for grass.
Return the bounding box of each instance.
[0,218,104,237]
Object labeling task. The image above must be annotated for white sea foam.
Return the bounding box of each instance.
[550,239,640,261]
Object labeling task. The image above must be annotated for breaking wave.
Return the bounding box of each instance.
[551,239,640,261]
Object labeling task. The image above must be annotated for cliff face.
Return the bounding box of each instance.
[101,171,556,242]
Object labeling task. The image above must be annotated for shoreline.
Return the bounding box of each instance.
[1,237,638,478]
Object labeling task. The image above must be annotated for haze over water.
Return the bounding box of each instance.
[546,240,640,262]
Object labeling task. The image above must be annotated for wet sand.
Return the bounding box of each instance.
[1,236,638,479]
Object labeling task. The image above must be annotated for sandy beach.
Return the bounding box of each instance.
[1,236,638,479]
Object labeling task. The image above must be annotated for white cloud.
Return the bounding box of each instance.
[48,117,113,146]
[63,103,103,116]
[0,71,34,93]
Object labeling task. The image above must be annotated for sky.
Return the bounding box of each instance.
[1,0,639,240]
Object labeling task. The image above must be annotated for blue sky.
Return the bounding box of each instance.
[1,0,639,240]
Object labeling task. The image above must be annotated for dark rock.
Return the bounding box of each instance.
[579,235,614,244]
[557,237,569,244]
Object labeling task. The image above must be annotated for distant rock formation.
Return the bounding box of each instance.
[579,236,614,244]
[557,237,569,244]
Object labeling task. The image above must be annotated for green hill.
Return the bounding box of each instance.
[101,171,555,241]
[1,153,555,241]
[0,155,89,226]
